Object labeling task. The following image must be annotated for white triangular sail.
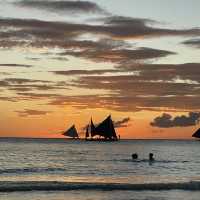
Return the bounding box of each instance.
[63,125,79,138]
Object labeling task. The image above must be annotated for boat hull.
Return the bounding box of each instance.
[85,138,118,142]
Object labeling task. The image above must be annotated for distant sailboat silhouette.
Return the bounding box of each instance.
[63,125,79,139]
[86,115,118,141]
[192,128,200,139]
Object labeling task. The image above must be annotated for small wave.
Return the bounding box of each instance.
[0,167,65,174]
[0,181,200,192]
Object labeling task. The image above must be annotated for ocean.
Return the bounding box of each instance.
[0,138,200,200]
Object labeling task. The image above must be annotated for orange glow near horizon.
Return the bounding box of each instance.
[0,100,197,139]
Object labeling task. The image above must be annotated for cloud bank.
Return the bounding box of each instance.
[150,112,200,128]
[15,0,107,15]
[0,1,200,117]
[0,17,199,51]
[115,117,131,128]
[182,38,200,48]
[0,64,33,68]
[15,109,52,117]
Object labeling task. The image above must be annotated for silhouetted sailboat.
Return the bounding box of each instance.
[63,125,79,139]
[86,115,118,141]
[192,128,200,139]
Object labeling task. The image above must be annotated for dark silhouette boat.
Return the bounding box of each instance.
[85,115,119,142]
[63,125,79,139]
[192,128,200,139]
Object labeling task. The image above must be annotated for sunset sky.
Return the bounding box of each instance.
[0,0,200,139]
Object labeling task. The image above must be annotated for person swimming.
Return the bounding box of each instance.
[132,153,138,160]
[149,153,155,161]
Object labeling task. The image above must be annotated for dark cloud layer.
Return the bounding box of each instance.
[52,69,119,76]
[65,47,175,63]
[73,74,200,97]
[150,112,200,128]
[0,17,199,51]
[1,62,198,113]
[0,64,33,68]
[0,6,200,115]
[4,78,51,84]
[0,96,17,102]
[15,109,51,117]
[0,78,67,92]
[120,63,200,83]
[0,17,199,71]
[17,92,61,101]
[115,117,131,128]
[49,62,200,112]
[15,0,106,14]
[101,16,200,39]
[0,17,177,64]
[182,38,200,48]
[1,62,200,112]
[47,93,200,113]
[12,1,200,40]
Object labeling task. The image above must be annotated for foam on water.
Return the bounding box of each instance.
[1,181,200,192]
[0,167,65,174]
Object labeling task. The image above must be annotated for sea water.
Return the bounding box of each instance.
[0,138,200,200]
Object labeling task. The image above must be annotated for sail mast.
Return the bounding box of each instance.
[85,125,89,138]
[90,118,96,137]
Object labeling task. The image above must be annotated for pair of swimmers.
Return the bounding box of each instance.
[132,153,155,161]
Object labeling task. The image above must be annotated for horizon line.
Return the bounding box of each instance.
[0,137,195,141]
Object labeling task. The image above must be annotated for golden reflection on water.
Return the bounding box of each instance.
[0,174,193,184]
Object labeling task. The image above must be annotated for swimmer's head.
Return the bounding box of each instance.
[132,153,138,159]
[149,153,154,160]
